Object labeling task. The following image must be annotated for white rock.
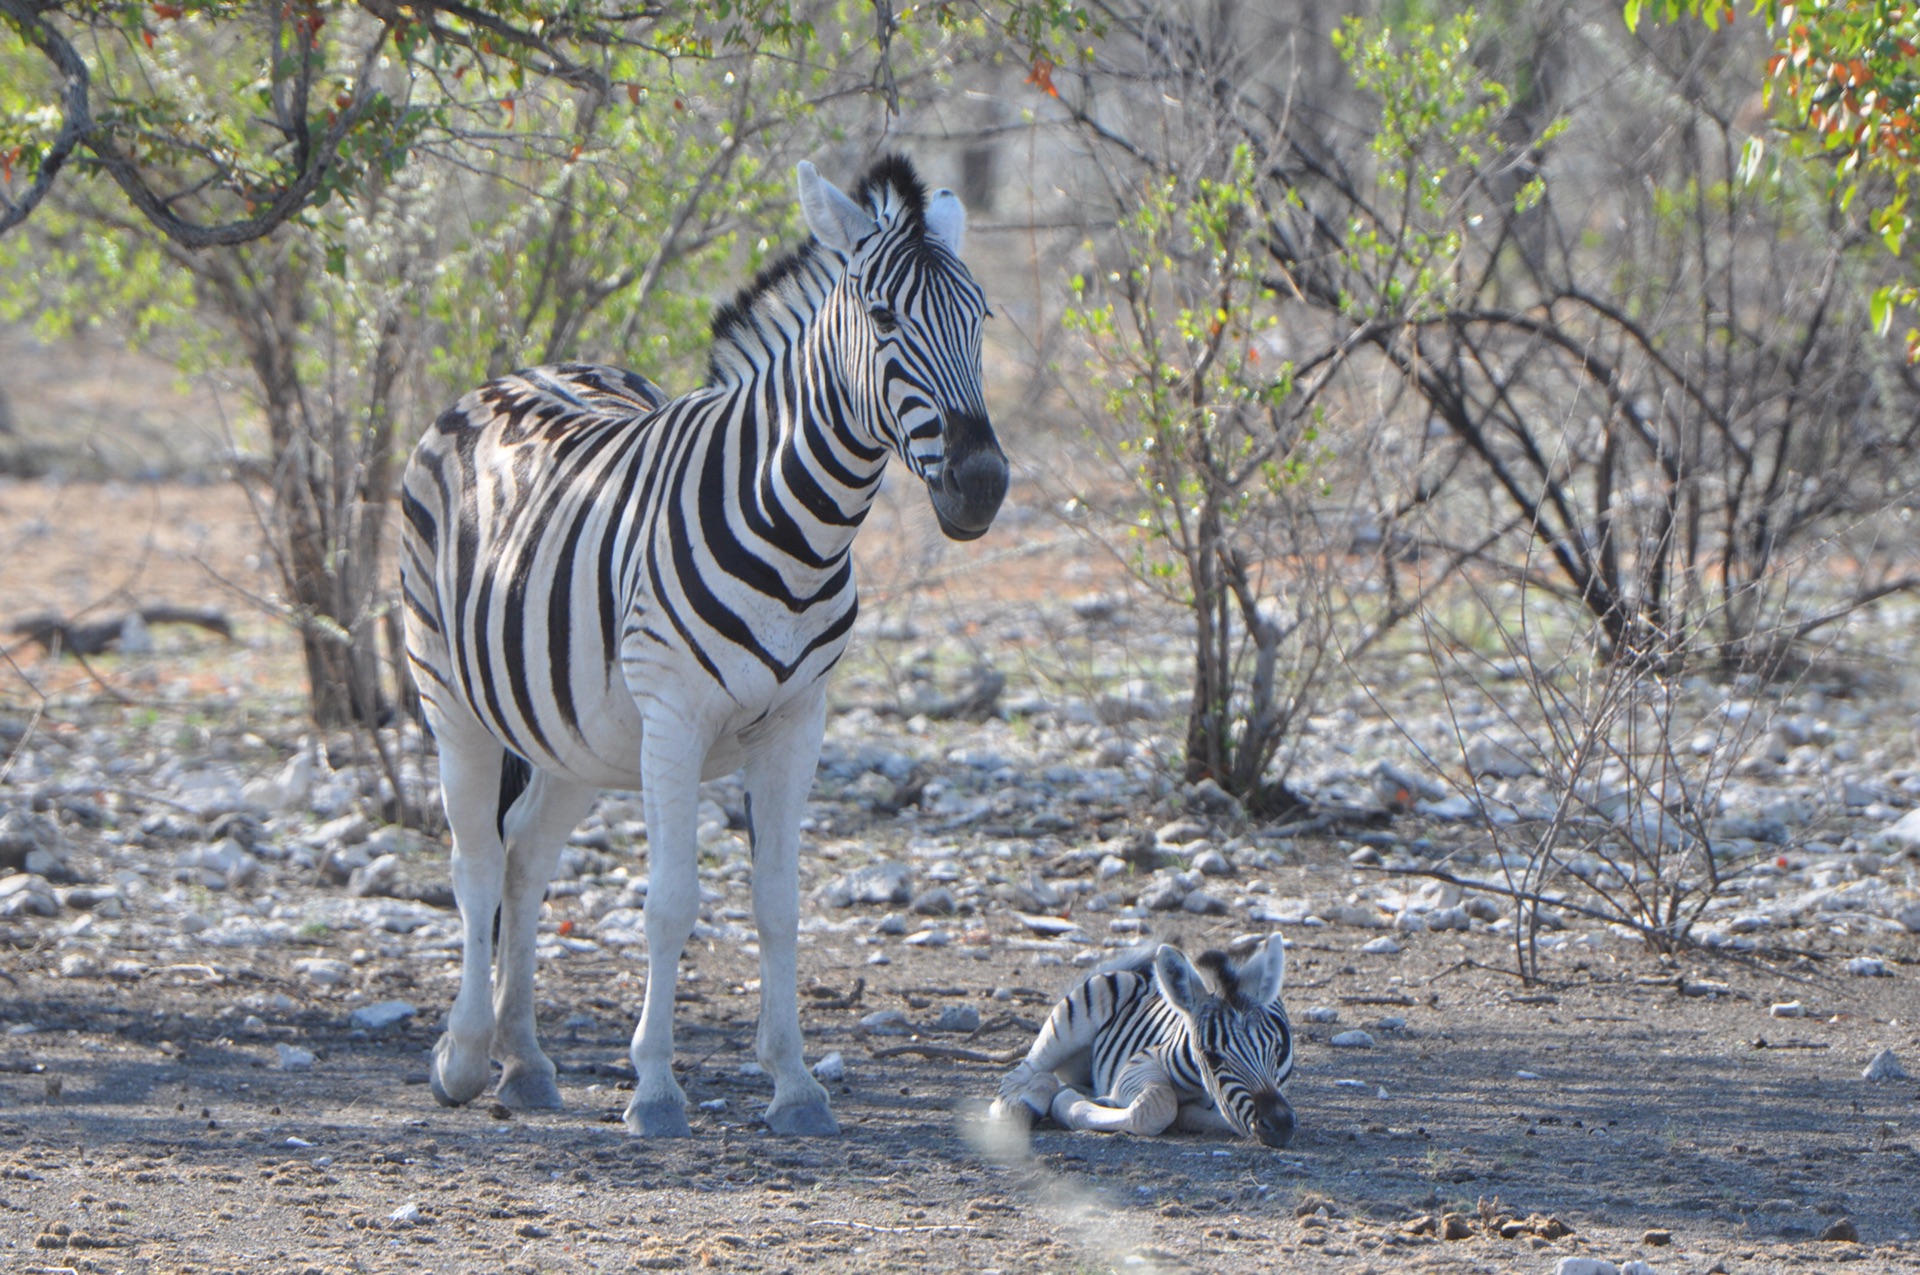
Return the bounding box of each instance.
[1897,903,1920,935]
[276,1043,316,1071]
[1414,794,1479,821]
[698,1098,728,1113]
[389,1202,423,1227]
[0,872,59,918]
[1553,1259,1619,1275]
[1873,807,1920,850]
[1013,912,1084,938]
[1845,956,1891,977]
[812,1051,846,1082]
[859,1009,912,1037]
[1465,736,1536,778]
[1769,1001,1806,1019]
[1328,1030,1376,1049]
[348,1000,417,1031]
[1863,1048,1909,1082]
[1425,906,1471,932]
[1621,1263,1660,1275]
[57,952,99,978]
[903,927,951,947]
[1303,1006,1339,1024]
[1360,936,1403,956]
[292,957,352,987]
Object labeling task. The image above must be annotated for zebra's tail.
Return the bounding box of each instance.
[496,751,533,840]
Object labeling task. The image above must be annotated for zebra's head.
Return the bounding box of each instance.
[1155,939,1296,1147]
[796,156,1009,541]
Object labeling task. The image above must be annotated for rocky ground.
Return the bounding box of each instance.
[2,480,1920,1274]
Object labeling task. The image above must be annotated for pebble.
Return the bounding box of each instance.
[1013,912,1082,937]
[1303,1007,1339,1024]
[1844,956,1890,977]
[389,1202,423,1227]
[1190,848,1232,877]
[1181,890,1228,916]
[812,1051,846,1082]
[1769,1001,1806,1018]
[874,912,907,936]
[929,1005,980,1034]
[1872,807,1920,850]
[698,1098,728,1113]
[276,1043,316,1071]
[348,1000,417,1032]
[1862,1048,1909,1082]
[859,1009,912,1037]
[908,886,957,916]
[902,927,950,948]
[1375,1015,1406,1031]
[292,957,352,987]
[817,861,913,908]
[1359,936,1402,956]
[56,952,99,978]
[1141,880,1187,911]
[1553,1260,1619,1275]
[1328,1030,1376,1049]
[1818,1218,1860,1243]
[0,873,59,918]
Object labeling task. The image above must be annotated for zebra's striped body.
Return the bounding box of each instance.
[400,156,1005,1136]
[992,939,1296,1146]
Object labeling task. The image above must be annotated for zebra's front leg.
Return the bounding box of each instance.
[623,719,707,1138]
[429,728,509,1107]
[743,689,837,1136]
[1048,1054,1180,1137]
[491,772,597,1110]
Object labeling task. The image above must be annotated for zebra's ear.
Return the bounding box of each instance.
[797,161,878,256]
[1236,936,1287,1010]
[925,187,967,256]
[1152,945,1205,1015]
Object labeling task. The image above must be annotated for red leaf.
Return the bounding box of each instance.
[0,146,17,183]
[626,82,640,105]
[141,27,154,48]
[152,2,183,19]
[557,919,574,937]
[673,98,684,110]
[1026,55,1060,99]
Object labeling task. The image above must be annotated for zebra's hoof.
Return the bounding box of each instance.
[623,1097,692,1138]
[763,1098,840,1137]
[429,1034,489,1107]
[494,1067,564,1112]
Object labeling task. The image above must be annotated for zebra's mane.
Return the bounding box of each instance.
[705,154,931,388]
[1092,944,1255,1008]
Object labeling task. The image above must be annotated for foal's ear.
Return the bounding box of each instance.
[796,161,878,256]
[1153,945,1206,1015]
[1236,935,1287,1009]
[925,187,967,256]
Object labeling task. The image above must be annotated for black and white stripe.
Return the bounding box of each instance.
[399,156,1007,1137]
[994,938,1297,1147]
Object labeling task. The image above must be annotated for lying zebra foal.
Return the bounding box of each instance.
[992,937,1296,1147]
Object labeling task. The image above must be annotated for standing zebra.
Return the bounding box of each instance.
[992,938,1297,1146]
[400,155,1007,1137]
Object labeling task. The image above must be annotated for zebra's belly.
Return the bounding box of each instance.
[488,641,834,790]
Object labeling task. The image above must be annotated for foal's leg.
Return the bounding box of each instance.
[1047,1054,1180,1137]
[491,771,597,1110]
[429,721,510,1107]
[743,688,837,1135]
[623,716,707,1137]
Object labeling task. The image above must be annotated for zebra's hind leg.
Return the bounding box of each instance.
[428,723,511,1107]
[1047,1054,1180,1137]
[490,771,598,1110]
[743,688,837,1136]
[623,717,707,1138]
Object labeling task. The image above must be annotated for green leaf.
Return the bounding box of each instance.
[1870,285,1894,337]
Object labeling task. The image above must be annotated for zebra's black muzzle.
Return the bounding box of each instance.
[929,412,1008,541]
[1254,1091,1296,1148]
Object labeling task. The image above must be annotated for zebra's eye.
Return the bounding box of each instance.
[868,304,897,334]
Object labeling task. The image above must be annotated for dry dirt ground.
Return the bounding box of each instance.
[1,480,1918,1275]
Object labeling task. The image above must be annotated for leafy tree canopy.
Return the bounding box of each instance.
[0,0,1094,247]
[1630,0,1920,348]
